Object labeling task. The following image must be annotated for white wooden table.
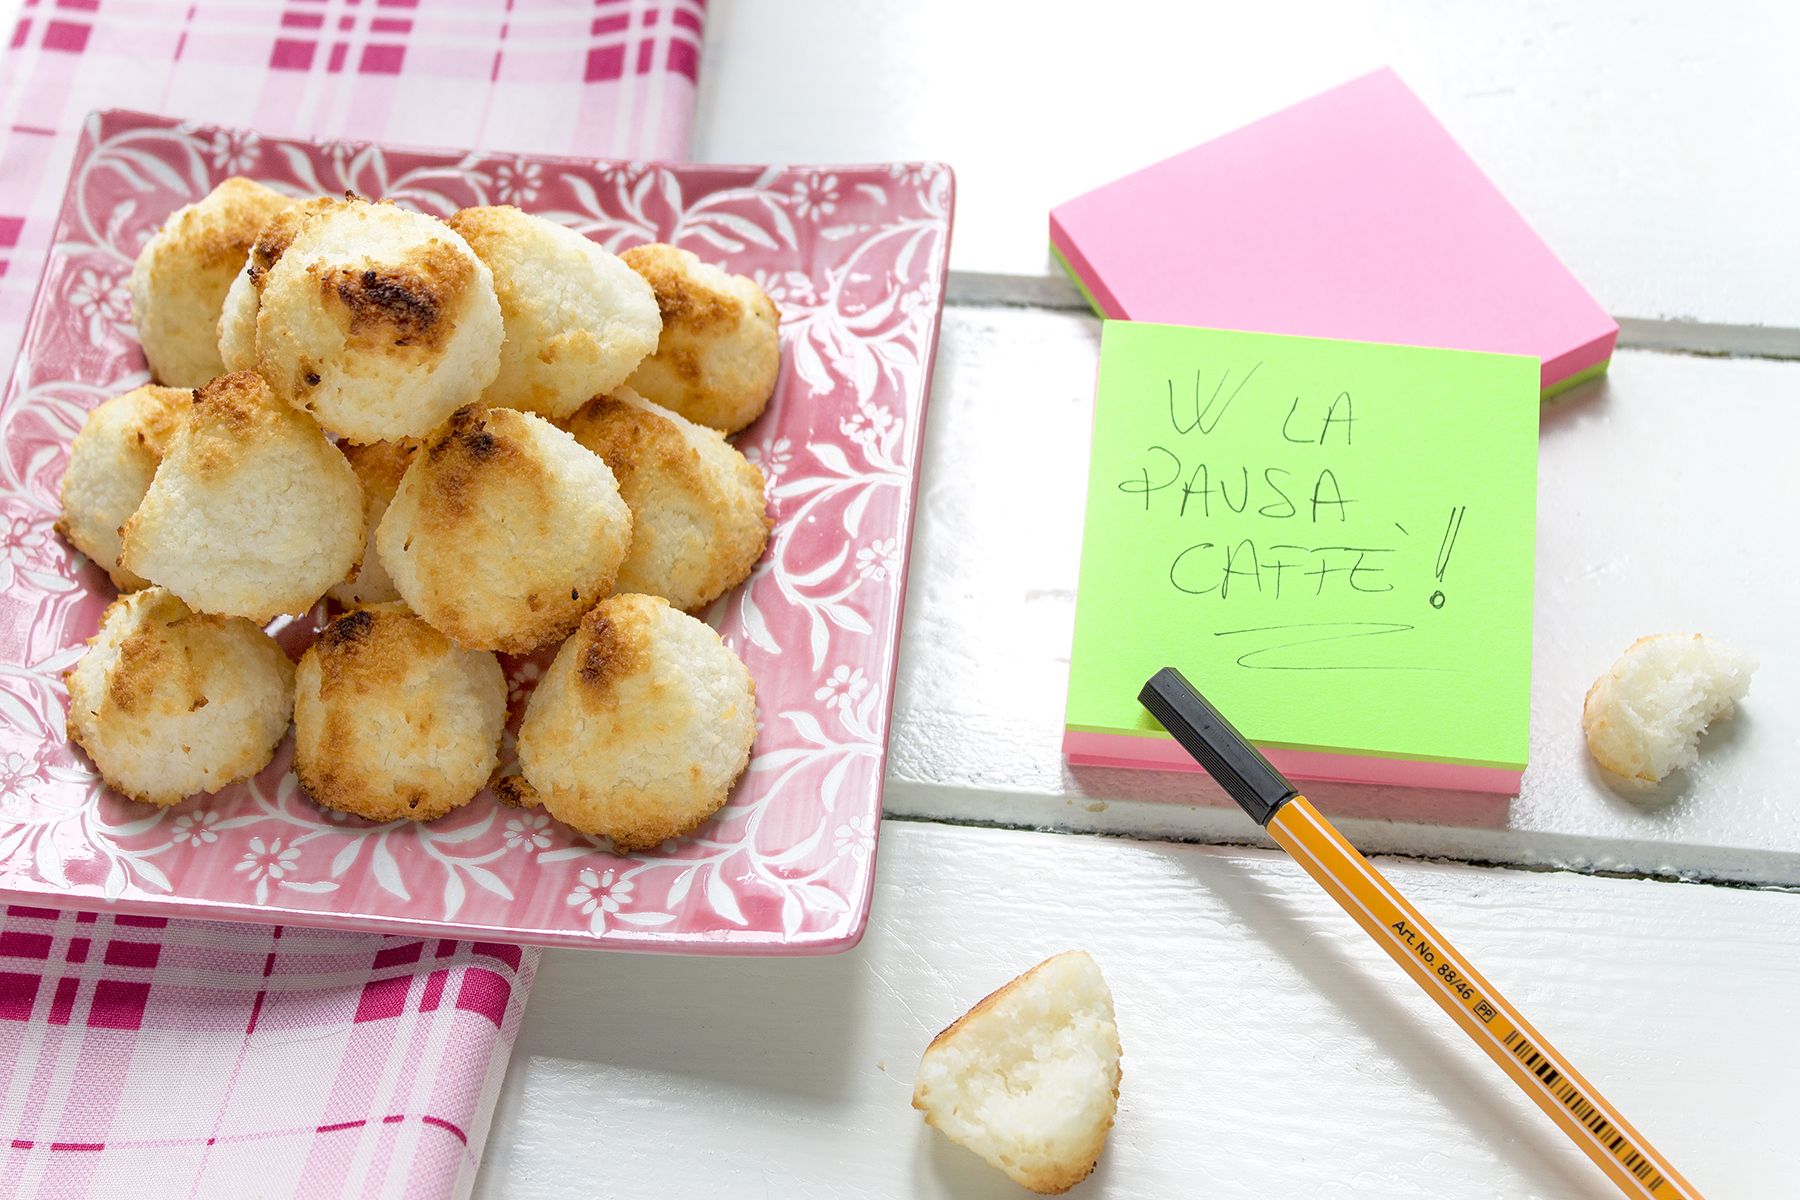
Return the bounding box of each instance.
[481,4,1800,1195]
[482,4,1800,1195]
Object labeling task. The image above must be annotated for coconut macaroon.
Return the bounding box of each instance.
[57,384,191,590]
[376,405,630,653]
[217,195,336,373]
[294,605,506,822]
[512,593,755,850]
[1582,634,1756,783]
[119,371,363,622]
[445,205,660,419]
[564,388,769,612]
[65,587,295,806]
[328,439,418,607]
[913,951,1123,1195]
[129,177,297,387]
[255,198,503,443]
[621,243,781,434]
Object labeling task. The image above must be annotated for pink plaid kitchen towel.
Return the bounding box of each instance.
[0,2,707,1196]
[0,0,708,378]
[0,910,536,1198]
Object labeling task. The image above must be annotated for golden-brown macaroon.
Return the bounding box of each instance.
[65,586,295,806]
[374,405,631,653]
[563,387,769,612]
[446,205,661,419]
[57,384,191,590]
[328,439,418,607]
[255,198,503,443]
[130,177,296,386]
[512,593,756,850]
[621,243,780,433]
[118,371,364,622]
[217,195,336,373]
[293,605,506,822]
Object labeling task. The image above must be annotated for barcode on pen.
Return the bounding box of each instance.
[1501,1029,1666,1193]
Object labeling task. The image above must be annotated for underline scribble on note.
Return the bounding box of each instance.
[1213,621,1452,672]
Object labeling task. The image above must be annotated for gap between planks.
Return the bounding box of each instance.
[944,271,1800,362]
[880,809,1800,897]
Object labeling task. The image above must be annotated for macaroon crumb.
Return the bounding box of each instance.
[1582,633,1756,783]
[912,951,1122,1195]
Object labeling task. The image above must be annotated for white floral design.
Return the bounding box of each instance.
[886,163,931,187]
[0,507,70,597]
[0,751,38,800]
[791,173,839,220]
[833,814,875,862]
[493,160,543,205]
[596,161,647,188]
[209,129,261,174]
[235,835,302,903]
[814,665,868,713]
[504,812,553,851]
[68,268,131,344]
[840,402,896,449]
[3,513,47,555]
[854,538,898,582]
[172,810,220,846]
[742,436,791,486]
[567,867,634,931]
[750,268,818,308]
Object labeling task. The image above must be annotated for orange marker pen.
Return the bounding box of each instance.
[1140,668,1702,1200]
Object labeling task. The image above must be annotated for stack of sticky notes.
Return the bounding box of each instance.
[1056,69,1604,792]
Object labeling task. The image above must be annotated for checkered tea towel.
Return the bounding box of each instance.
[0,2,706,1196]
[0,911,536,1198]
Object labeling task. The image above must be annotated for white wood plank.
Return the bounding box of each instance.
[476,820,1797,1198]
[884,307,1800,884]
[695,0,1800,332]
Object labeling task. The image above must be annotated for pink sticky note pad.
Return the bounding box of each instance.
[1050,69,1617,398]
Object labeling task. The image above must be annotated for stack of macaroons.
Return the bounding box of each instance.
[59,177,784,852]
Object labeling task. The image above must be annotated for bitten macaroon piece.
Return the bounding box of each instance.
[119,371,364,623]
[129,177,297,387]
[217,195,336,373]
[446,205,661,419]
[328,439,418,607]
[512,593,756,850]
[913,951,1122,1196]
[65,587,295,806]
[563,388,770,613]
[255,198,503,442]
[294,605,507,822]
[621,243,781,433]
[375,405,631,653]
[57,384,191,590]
[1583,633,1756,783]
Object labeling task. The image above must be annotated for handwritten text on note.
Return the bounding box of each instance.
[1066,321,1539,767]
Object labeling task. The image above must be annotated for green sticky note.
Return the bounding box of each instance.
[1064,322,1539,793]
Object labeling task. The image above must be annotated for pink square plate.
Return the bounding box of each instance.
[0,110,954,953]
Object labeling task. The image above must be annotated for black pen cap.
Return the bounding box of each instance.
[1138,668,1298,826]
